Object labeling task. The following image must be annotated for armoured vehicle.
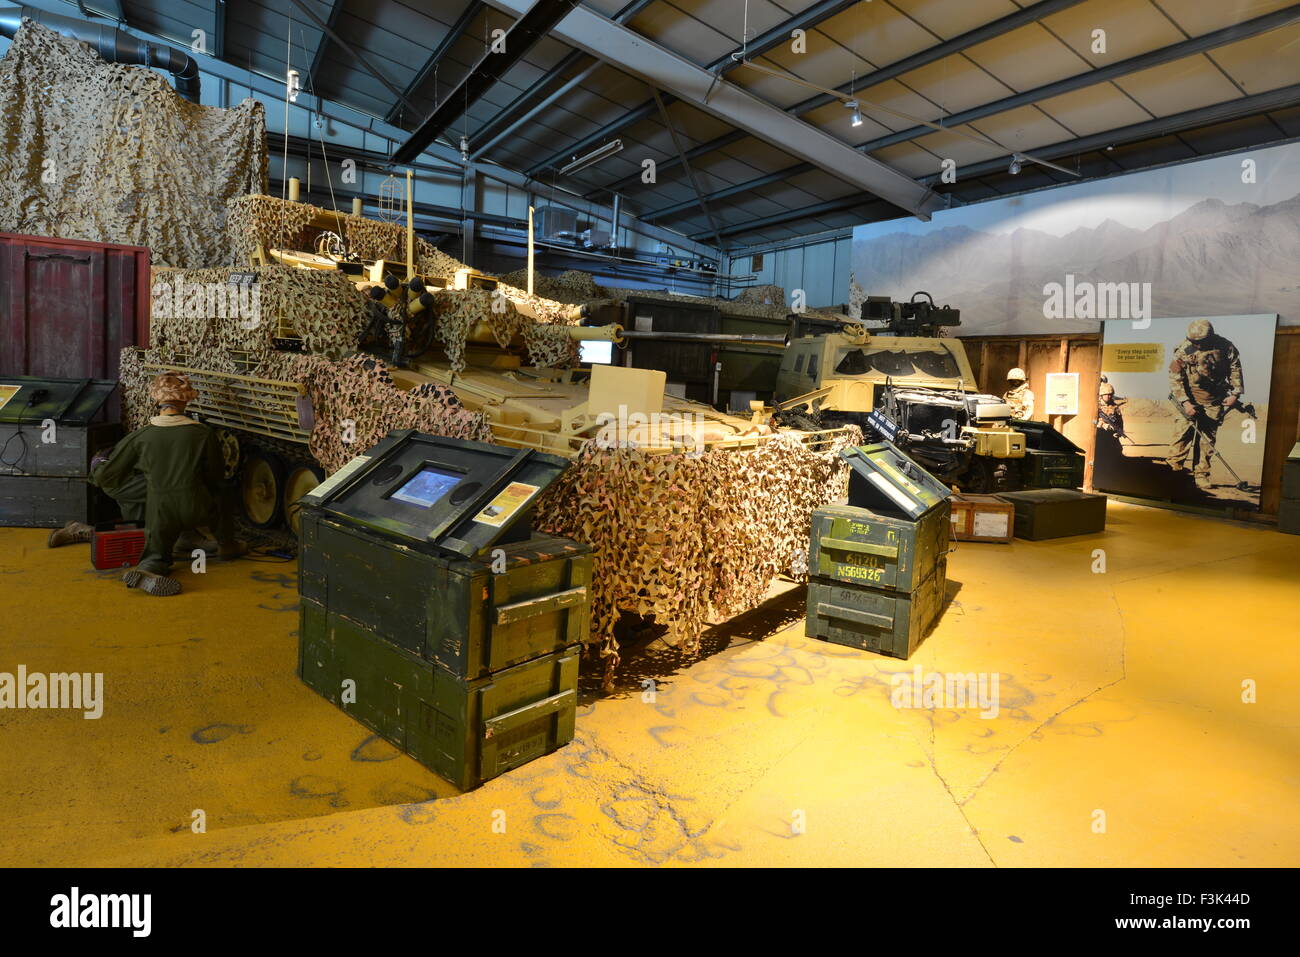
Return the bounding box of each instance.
[772,294,1083,493]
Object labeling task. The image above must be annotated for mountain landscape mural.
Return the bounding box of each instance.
[851,187,1300,336]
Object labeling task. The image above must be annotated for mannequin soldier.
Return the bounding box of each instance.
[47,372,245,595]
[1166,319,1245,489]
[1003,368,1035,419]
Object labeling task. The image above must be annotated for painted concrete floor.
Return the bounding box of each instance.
[0,500,1296,868]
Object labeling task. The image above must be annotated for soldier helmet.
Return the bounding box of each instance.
[1007,367,1027,381]
[1187,319,1214,341]
[149,372,199,406]
[1099,382,1115,397]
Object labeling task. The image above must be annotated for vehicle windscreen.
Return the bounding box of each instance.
[834,348,962,378]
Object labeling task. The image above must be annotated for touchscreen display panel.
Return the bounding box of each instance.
[390,466,462,509]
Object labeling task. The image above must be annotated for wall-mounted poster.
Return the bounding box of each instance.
[1044,373,1078,416]
[1093,314,1276,511]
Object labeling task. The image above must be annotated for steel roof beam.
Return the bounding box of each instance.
[384,1,484,126]
[855,4,1300,154]
[705,81,1300,240]
[483,0,942,219]
[306,0,345,97]
[287,0,421,117]
[594,0,1086,197]
[468,0,657,158]
[392,0,578,164]
[529,0,860,177]
[648,2,1300,225]
[917,82,1300,185]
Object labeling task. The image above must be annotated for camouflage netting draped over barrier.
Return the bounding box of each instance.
[534,428,861,685]
[0,21,266,268]
[148,264,371,360]
[119,347,491,471]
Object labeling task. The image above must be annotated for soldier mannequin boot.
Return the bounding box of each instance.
[122,568,183,597]
[47,521,93,548]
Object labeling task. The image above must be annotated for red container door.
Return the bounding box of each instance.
[0,233,151,418]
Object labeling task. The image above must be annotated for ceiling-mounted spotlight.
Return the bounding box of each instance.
[558,139,625,176]
[845,99,863,128]
[1008,153,1024,175]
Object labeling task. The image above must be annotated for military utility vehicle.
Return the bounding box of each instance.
[772,294,1083,493]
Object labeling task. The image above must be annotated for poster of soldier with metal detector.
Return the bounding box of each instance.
[1093,315,1277,511]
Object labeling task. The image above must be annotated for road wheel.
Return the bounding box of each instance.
[283,463,325,536]
[216,430,241,481]
[240,449,286,528]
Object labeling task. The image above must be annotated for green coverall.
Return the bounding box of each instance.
[89,417,233,575]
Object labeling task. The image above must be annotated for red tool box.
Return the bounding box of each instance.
[91,522,146,569]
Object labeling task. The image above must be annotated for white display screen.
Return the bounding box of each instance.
[580,340,614,365]
[390,466,462,508]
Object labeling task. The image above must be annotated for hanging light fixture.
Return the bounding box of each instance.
[845,99,863,128]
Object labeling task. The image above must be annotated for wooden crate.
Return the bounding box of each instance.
[805,559,947,659]
[300,600,578,791]
[299,511,591,680]
[949,493,1015,543]
[997,488,1107,540]
[809,501,950,591]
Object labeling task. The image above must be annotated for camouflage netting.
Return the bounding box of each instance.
[534,427,861,686]
[120,347,491,472]
[498,268,603,302]
[0,21,266,268]
[226,194,465,279]
[428,288,580,373]
[147,264,371,360]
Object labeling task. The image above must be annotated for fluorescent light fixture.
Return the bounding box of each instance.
[558,139,625,176]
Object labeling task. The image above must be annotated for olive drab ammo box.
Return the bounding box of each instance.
[995,488,1107,540]
[0,376,121,527]
[806,441,952,659]
[296,430,591,790]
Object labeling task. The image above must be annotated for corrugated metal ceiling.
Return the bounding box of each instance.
[111,0,1300,248]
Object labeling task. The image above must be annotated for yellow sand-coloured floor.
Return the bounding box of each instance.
[0,501,1296,867]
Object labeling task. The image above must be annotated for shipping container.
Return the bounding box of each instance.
[0,232,151,419]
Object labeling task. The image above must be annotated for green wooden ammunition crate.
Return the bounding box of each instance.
[805,560,947,659]
[809,501,950,592]
[299,511,591,679]
[996,488,1107,540]
[1018,448,1085,489]
[300,598,578,790]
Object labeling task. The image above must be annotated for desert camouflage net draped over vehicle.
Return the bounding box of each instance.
[225,194,466,279]
[0,21,266,268]
[118,347,491,471]
[148,264,372,359]
[534,428,861,685]
[428,288,580,373]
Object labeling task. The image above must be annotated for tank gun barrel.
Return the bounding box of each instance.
[619,330,787,346]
